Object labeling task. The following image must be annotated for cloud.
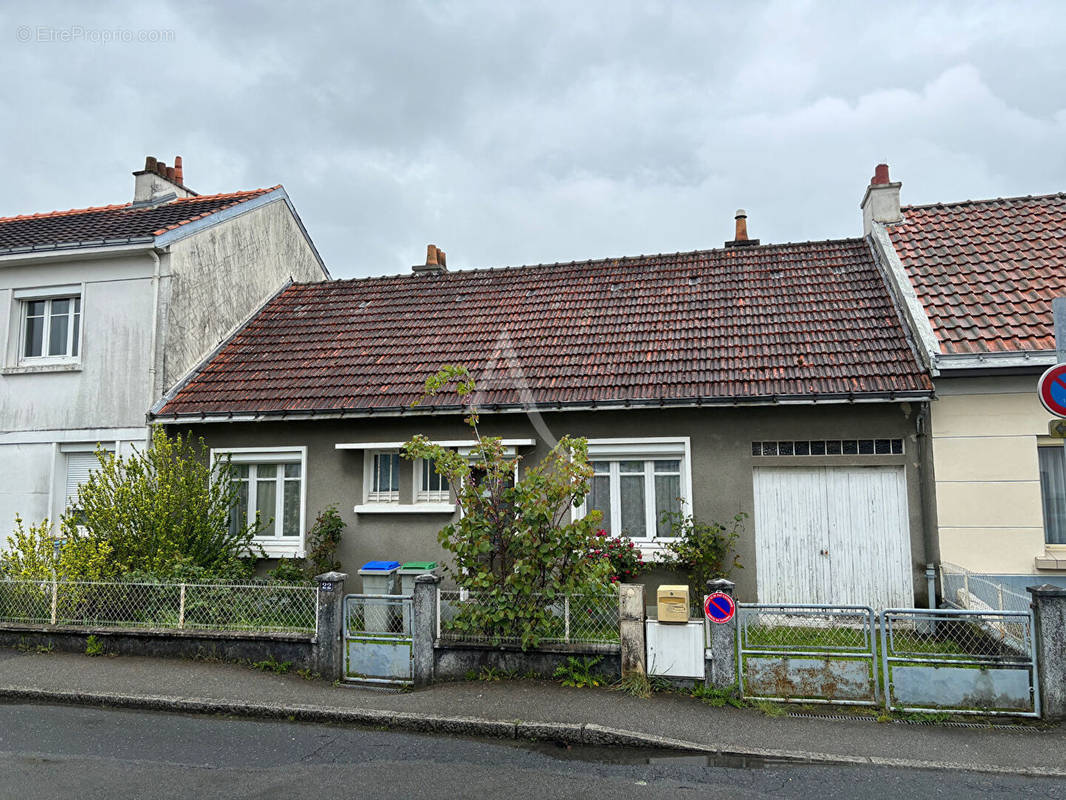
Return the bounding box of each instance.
[1,1,1065,276]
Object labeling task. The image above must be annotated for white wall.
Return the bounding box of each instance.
[161,198,327,393]
[932,375,1060,575]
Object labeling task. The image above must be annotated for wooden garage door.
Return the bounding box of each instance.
[753,466,913,609]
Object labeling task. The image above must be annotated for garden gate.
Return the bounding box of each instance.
[343,593,413,686]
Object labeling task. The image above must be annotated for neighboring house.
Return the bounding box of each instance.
[864,165,1066,593]
[0,155,329,531]
[153,228,935,609]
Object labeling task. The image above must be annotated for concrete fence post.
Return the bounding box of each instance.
[312,571,347,682]
[1028,584,1066,720]
[618,583,646,678]
[705,578,737,690]
[412,573,440,687]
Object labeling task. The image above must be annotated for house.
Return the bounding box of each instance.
[865,164,1066,593]
[0,155,330,531]
[152,219,935,609]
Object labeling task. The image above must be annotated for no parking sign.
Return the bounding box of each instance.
[1038,363,1066,418]
[704,592,735,624]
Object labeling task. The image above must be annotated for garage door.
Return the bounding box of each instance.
[753,466,913,609]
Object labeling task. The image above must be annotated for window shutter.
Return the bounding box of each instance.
[65,453,100,508]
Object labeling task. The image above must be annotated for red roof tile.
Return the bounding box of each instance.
[157,238,931,418]
[0,188,277,253]
[889,194,1066,355]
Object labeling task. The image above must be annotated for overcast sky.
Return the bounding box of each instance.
[3,1,1065,279]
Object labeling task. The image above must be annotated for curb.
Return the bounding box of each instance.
[2,686,1065,779]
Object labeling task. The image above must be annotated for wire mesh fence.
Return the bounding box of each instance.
[738,605,875,653]
[437,589,619,649]
[0,578,317,634]
[883,608,1033,661]
[939,562,1031,614]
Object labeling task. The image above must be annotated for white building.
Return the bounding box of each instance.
[0,156,329,531]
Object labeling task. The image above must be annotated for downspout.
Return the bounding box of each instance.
[146,249,162,441]
[915,401,941,606]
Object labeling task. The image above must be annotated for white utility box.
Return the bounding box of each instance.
[645,619,706,679]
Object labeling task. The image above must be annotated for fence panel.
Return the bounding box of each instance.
[0,578,317,634]
[881,608,1039,717]
[939,562,1031,614]
[437,589,619,648]
[738,603,879,706]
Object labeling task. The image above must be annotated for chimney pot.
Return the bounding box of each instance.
[734,209,749,242]
[438,250,446,267]
[872,163,890,185]
[145,156,157,172]
[174,155,183,184]
[426,244,439,265]
[165,166,176,181]
[414,243,448,274]
[861,163,903,234]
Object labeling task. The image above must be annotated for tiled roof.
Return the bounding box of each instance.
[889,193,1066,355]
[0,188,277,253]
[156,238,931,418]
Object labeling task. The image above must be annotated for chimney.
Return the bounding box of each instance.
[725,209,760,248]
[133,154,196,204]
[413,243,448,274]
[861,162,902,235]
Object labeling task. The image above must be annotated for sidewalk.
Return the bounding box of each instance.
[0,646,1063,777]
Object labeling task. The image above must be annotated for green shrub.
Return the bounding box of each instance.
[305,505,345,576]
[553,656,608,688]
[659,512,745,605]
[85,635,104,656]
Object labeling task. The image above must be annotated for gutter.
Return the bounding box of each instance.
[151,390,935,425]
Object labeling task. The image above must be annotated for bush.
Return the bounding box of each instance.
[659,511,745,604]
[305,505,345,576]
[588,529,644,584]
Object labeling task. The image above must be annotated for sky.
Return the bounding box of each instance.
[2,1,1066,279]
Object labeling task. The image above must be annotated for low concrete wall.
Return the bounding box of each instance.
[0,624,314,669]
[433,641,620,681]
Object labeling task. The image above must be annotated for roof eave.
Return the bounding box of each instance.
[151,389,934,425]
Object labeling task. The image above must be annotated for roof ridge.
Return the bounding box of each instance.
[308,235,869,287]
[903,191,1066,212]
[0,186,279,225]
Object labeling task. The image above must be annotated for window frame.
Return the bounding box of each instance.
[16,287,83,365]
[577,437,692,547]
[1039,443,1066,548]
[364,449,401,504]
[211,446,307,558]
[415,456,452,503]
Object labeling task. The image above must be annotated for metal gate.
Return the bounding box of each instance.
[344,593,413,686]
[738,603,879,706]
[881,608,1040,717]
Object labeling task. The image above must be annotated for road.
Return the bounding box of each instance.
[0,702,1062,799]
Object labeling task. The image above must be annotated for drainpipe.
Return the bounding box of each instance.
[915,402,941,606]
[146,249,162,439]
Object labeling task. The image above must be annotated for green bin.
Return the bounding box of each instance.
[398,561,439,630]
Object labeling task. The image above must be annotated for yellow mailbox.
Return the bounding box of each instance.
[657,585,690,623]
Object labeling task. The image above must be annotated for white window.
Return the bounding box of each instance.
[367,450,400,503]
[22,295,81,361]
[214,448,307,557]
[417,457,451,502]
[582,439,691,541]
[1040,445,1066,546]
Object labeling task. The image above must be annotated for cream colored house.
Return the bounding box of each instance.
[863,165,1065,590]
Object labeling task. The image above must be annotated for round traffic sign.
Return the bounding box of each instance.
[704,592,735,624]
[1038,364,1066,418]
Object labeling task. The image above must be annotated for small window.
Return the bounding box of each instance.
[752,439,904,458]
[22,295,81,361]
[368,451,400,503]
[417,457,451,502]
[1039,446,1066,546]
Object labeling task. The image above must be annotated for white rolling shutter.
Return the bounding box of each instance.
[65,452,101,508]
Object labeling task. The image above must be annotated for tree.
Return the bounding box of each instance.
[402,366,610,647]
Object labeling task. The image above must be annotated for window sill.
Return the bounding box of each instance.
[354,503,457,514]
[2,362,82,375]
[1035,552,1066,571]
[252,540,304,559]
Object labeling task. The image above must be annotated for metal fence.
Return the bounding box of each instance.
[437,589,619,648]
[344,593,413,685]
[939,562,1031,614]
[882,608,1039,716]
[0,578,318,634]
[737,604,880,706]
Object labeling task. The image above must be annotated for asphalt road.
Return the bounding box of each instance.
[0,702,1063,799]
